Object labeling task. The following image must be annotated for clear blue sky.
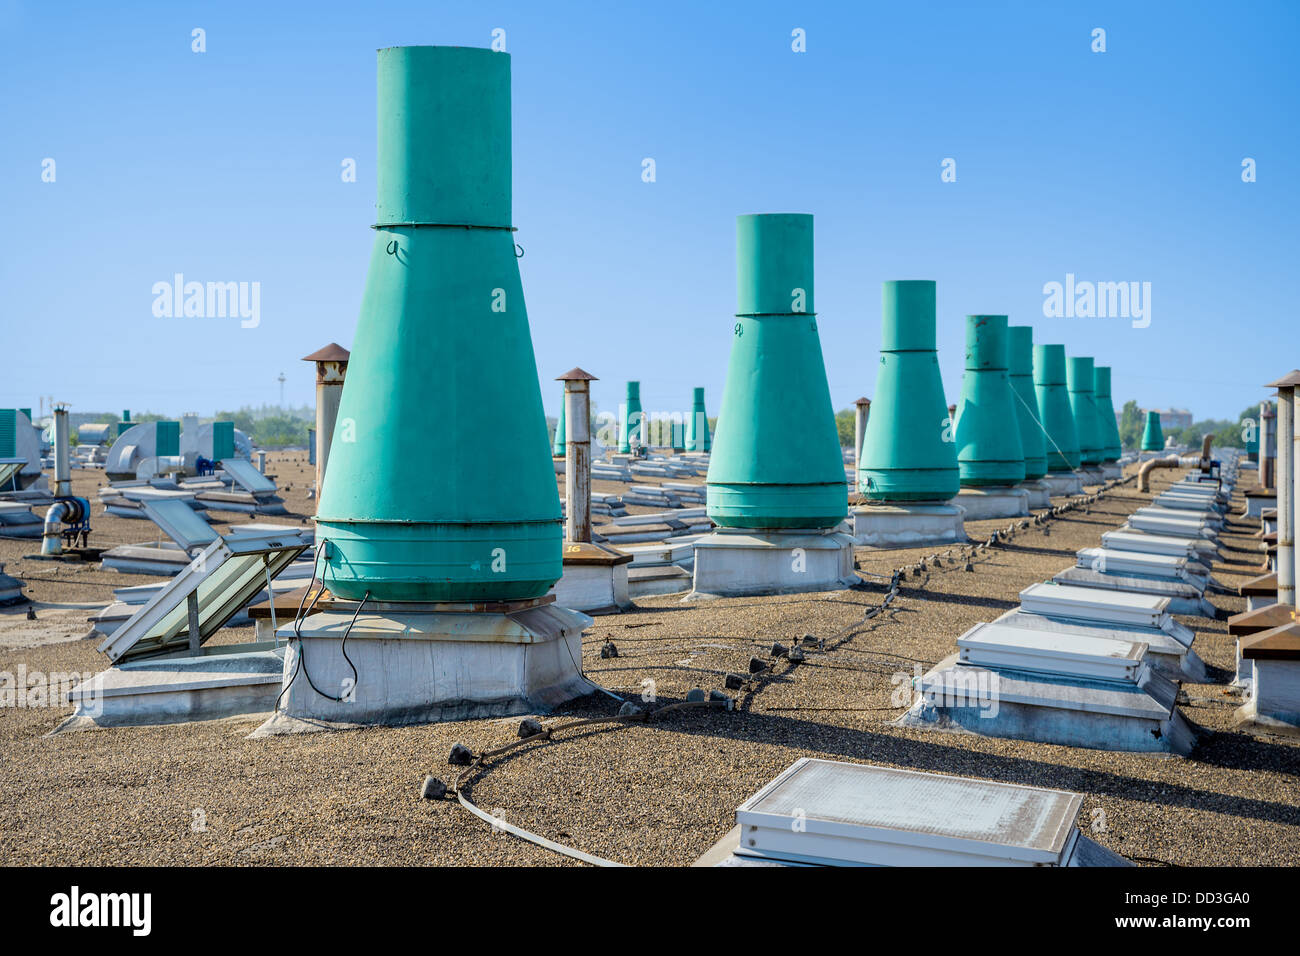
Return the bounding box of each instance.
[3,0,1296,425]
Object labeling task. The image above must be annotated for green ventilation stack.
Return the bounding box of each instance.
[1009,327,1048,478]
[1034,344,1084,497]
[552,388,566,457]
[1093,365,1123,477]
[619,381,643,453]
[314,47,561,604]
[1067,356,1105,481]
[858,281,959,502]
[687,387,710,452]
[952,315,1030,518]
[851,281,966,547]
[275,46,593,731]
[1141,411,1165,453]
[1008,326,1051,508]
[692,214,855,597]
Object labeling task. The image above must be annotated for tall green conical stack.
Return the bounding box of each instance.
[687,387,710,452]
[1093,365,1122,461]
[858,281,959,501]
[706,214,845,529]
[619,381,642,453]
[1067,356,1104,466]
[955,315,1025,487]
[315,46,561,603]
[1034,344,1081,472]
[1008,326,1048,479]
[1141,411,1165,452]
[552,387,566,457]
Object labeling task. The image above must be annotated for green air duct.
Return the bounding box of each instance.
[687,387,710,452]
[315,46,561,603]
[1008,326,1048,479]
[955,315,1025,487]
[706,214,845,529]
[858,280,959,502]
[552,388,565,457]
[1093,365,1122,461]
[1033,344,1080,472]
[1141,411,1165,452]
[619,381,642,453]
[1067,356,1104,466]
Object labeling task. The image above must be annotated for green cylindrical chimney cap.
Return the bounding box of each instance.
[965,316,1009,371]
[1034,344,1067,386]
[627,381,640,399]
[1094,365,1112,398]
[375,46,511,228]
[1067,356,1095,393]
[735,214,814,316]
[692,387,705,404]
[1008,326,1034,377]
[881,281,938,351]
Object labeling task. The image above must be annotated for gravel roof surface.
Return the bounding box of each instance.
[1,456,1296,867]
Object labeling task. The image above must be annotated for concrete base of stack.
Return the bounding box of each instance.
[1041,472,1085,496]
[253,598,596,734]
[850,503,968,549]
[953,486,1030,520]
[1101,462,1123,481]
[687,527,858,599]
[1077,467,1106,486]
[1018,479,1052,509]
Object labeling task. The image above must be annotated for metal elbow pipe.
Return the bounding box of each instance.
[1138,456,1180,493]
[41,498,85,556]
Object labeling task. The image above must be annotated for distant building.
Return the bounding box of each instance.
[1150,408,1193,431]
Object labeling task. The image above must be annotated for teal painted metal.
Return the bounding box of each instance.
[1141,411,1165,452]
[956,315,1025,487]
[1093,366,1122,461]
[1067,356,1103,466]
[858,280,959,502]
[706,214,845,528]
[155,421,180,458]
[1033,344,1080,472]
[552,388,565,456]
[1008,326,1048,479]
[0,410,14,459]
[619,381,642,453]
[212,421,235,462]
[19,408,31,422]
[315,46,561,603]
[687,387,710,452]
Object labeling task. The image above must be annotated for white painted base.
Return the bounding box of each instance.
[1100,462,1122,481]
[1233,640,1255,692]
[549,555,633,613]
[850,503,968,549]
[1245,494,1276,518]
[1018,480,1051,509]
[1041,472,1084,496]
[255,602,596,732]
[1077,467,1106,486]
[1235,659,1300,731]
[688,528,858,599]
[58,645,284,730]
[953,486,1030,520]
